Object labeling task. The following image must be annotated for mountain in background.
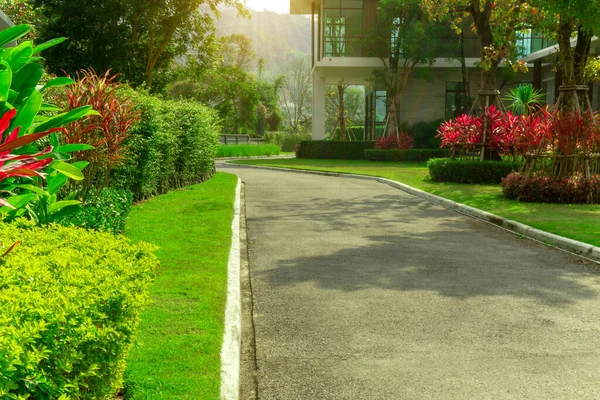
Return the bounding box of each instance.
[214,8,311,73]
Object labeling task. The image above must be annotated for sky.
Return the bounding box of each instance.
[243,0,290,13]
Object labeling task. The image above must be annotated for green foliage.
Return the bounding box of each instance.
[216,144,280,158]
[411,119,443,149]
[503,84,545,115]
[263,131,311,152]
[297,141,376,160]
[428,158,520,184]
[0,219,157,399]
[329,126,366,141]
[58,188,133,234]
[111,90,220,202]
[366,148,448,162]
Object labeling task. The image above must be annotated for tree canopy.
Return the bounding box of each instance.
[33,0,247,90]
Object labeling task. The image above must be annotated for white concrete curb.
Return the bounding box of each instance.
[220,178,242,400]
[229,163,600,262]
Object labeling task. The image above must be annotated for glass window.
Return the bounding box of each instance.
[324,0,363,57]
[445,82,468,120]
[375,90,386,123]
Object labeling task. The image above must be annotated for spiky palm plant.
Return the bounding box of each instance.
[504,84,546,115]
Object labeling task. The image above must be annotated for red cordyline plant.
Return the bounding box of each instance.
[0,109,63,208]
[51,69,140,191]
[375,133,414,150]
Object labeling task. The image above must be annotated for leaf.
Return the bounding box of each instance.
[0,129,56,153]
[11,183,48,196]
[48,200,80,214]
[57,144,95,153]
[41,77,75,92]
[48,161,84,180]
[0,193,36,211]
[7,42,33,73]
[11,63,43,103]
[0,240,20,258]
[0,61,12,102]
[40,103,63,112]
[46,173,69,195]
[33,106,94,133]
[32,37,66,55]
[0,25,30,48]
[11,91,42,133]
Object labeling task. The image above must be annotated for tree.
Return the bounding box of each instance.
[366,0,440,137]
[535,0,600,111]
[422,0,537,93]
[278,53,312,133]
[0,0,41,41]
[33,0,247,89]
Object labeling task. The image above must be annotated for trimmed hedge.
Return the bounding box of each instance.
[216,144,280,158]
[112,90,221,202]
[365,149,448,162]
[502,172,600,204]
[0,220,157,399]
[263,132,311,152]
[58,188,133,235]
[428,158,521,184]
[297,140,376,160]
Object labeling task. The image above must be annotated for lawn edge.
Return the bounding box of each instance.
[228,163,600,263]
[220,177,242,400]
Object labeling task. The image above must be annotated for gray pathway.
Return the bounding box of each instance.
[219,163,600,400]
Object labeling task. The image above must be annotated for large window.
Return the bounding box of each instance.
[445,82,469,120]
[324,0,364,57]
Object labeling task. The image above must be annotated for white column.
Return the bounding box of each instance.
[312,69,326,140]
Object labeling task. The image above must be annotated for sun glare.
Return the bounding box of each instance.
[244,0,290,13]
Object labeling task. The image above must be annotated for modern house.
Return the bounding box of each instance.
[290,0,600,140]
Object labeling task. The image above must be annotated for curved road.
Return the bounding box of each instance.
[219,163,600,400]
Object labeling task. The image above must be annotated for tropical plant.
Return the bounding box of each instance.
[504,84,545,115]
[49,69,140,194]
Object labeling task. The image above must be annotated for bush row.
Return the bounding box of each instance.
[365,149,448,162]
[502,172,600,204]
[0,220,157,399]
[112,90,221,202]
[263,132,311,152]
[428,158,521,184]
[216,144,280,158]
[297,140,376,160]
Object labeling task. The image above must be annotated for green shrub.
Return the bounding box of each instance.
[263,132,311,152]
[58,188,133,235]
[0,219,157,399]
[112,90,221,201]
[216,144,280,158]
[411,119,443,149]
[297,141,376,160]
[365,149,448,162]
[428,158,521,184]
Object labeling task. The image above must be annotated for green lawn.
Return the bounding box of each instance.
[216,144,280,157]
[123,172,238,399]
[232,159,600,247]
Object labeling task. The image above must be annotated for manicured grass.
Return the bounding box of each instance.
[232,159,600,247]
[123,172,238,400]
[216,144,280,157]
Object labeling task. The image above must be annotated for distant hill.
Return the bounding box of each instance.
[214,8,311,72]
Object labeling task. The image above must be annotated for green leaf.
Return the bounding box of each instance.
[7,42,33,73]
[48,161,84,180]
[49,132,59,148]
[72,161,89,171]
[0,61,12,102]
[11,184,48,197]
[0,193,36,212]
[11,91,42,133]
[46,173,69,195]
[41,77,75,92]
[0,25,30,48]
[40,103,63,112]
[34,106,93,133]
[11,63,43,104]
[32,37,66,55]
[48,200,80,214]
[57,144,95,153]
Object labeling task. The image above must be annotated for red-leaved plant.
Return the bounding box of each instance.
[0,109,63,208]
[375,133,414,150]
[51,69,140,192]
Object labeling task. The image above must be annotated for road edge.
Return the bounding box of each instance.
[220,178,242,400]
[228,163,600,262]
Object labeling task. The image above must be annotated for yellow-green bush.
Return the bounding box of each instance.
[0,220,158,399]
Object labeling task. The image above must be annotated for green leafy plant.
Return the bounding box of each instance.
[0,219,158,399]
[428,158,521,184]
[503,84,545,115]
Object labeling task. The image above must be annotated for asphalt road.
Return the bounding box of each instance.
[219,163,600,400]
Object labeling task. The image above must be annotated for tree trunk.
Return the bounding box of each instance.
[338,85,346,140]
